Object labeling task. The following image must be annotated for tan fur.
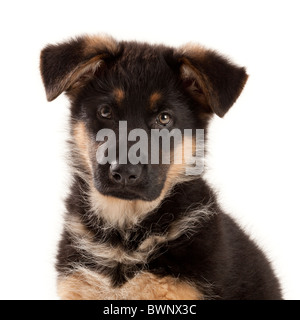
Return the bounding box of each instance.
[65,215,90,237]
[178,43,206,59]
[168,134,201,180]
[149,91,162,110]
[57,268,203,300]
[89,187,164,227]
[83,34,119,57]
[113,88,125,105]
[72,121,93,172]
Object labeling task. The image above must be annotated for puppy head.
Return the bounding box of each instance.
[40,34,247,202]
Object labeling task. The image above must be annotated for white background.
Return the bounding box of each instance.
[0,0,299,300]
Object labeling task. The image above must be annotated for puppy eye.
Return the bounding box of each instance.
[157,112,172,126]
[97,105,112,119]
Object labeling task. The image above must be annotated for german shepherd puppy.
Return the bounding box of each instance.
[40,35,282,300]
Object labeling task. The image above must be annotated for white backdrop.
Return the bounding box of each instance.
[0,0,299,300]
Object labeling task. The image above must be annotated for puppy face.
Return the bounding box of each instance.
[70,46,206,201]
[40,35,247,202]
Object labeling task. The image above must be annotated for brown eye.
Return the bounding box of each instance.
[157,112,171,126]
[97,105,112,119]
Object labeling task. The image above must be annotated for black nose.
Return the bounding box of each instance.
[109,162,143,186]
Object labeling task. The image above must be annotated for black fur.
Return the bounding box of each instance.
[40,35,282,300]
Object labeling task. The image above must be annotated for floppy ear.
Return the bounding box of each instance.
[40,35,119,101]
[178,44,248,117]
